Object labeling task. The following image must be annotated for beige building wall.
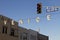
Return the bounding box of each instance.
[18,27,29,40]
[28,29,38,40]
[18,27,38,40]
[0,15,19,40]
[37,33,49,40]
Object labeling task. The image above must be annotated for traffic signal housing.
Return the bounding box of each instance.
[37,3,42,14]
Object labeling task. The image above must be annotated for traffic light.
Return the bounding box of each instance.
[37,3,42,14]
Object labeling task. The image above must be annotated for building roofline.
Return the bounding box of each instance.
[0,15,18,24]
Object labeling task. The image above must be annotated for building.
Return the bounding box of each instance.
[18,26,29,40]
[0,15,49,40]
[37,33,48,40]
[0,15,19,40]
[18,27,38,40]
[28,29,38,40]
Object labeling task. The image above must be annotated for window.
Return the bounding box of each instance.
[23,33,27,40]
[2,26,7,34]
[30,35,36,40]
[10,28,15,36]
[20,33,23,40]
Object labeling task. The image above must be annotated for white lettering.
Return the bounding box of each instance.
[47,14,51,21]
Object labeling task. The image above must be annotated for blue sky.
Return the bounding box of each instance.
[0,0,60,40]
